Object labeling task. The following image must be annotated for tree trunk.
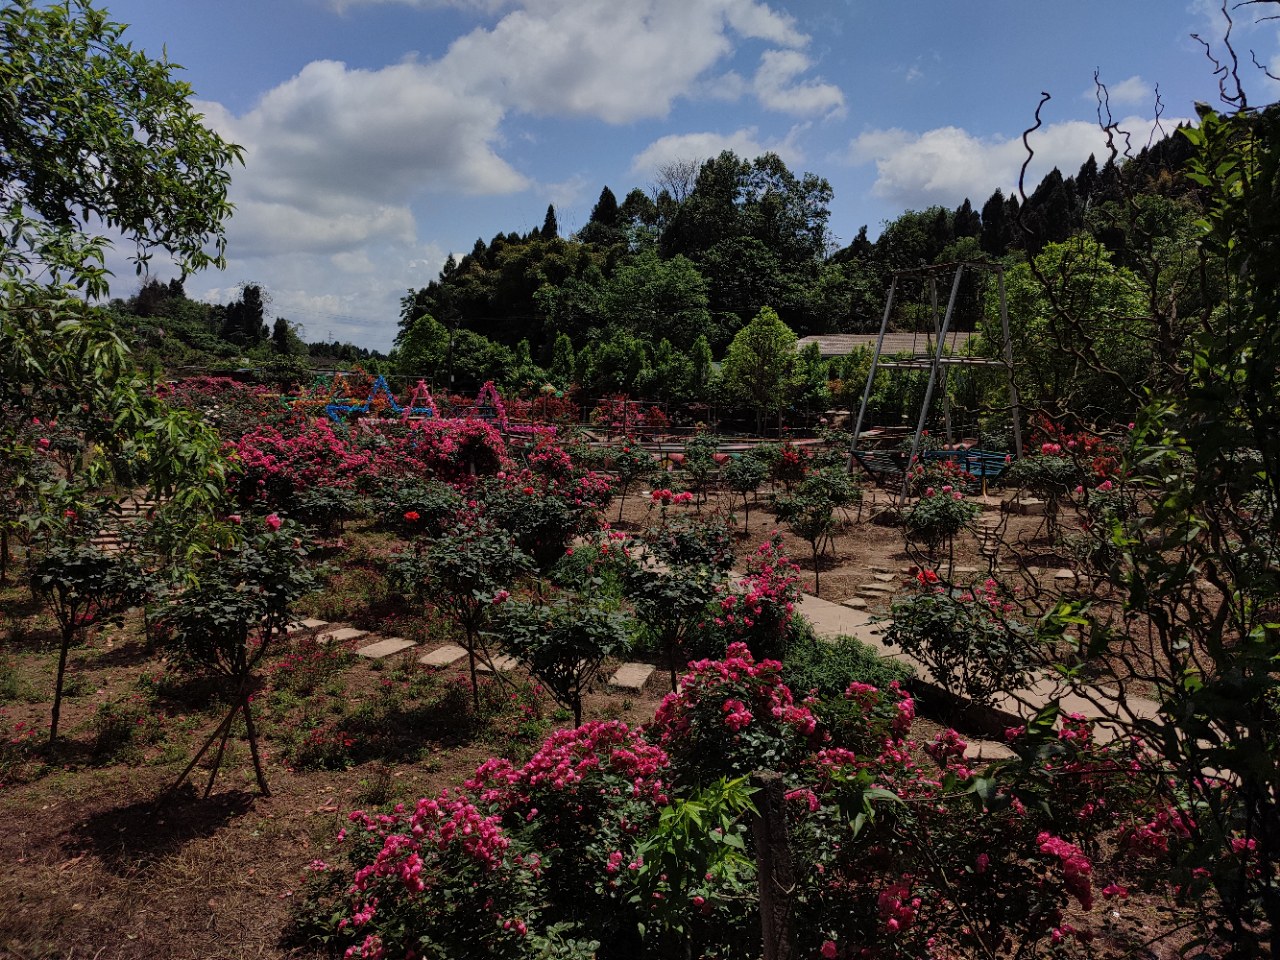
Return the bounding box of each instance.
[243,694,271,796]
[752,771,796,960]
[49,622,75,746]
[467,634,481,712]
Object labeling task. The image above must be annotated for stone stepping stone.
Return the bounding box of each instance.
[869,565,894,573]
[965,739,1016,762]
[477,654,520,673]
[357,637,416,659]
[859,582,897,594]
[953,566,980,574]
[839,597,868,610]
[609,662,655,691]
[1054,568,1077,580]
[872,573,897,583]
[289,617,328,633]
[318,627,369,645]
[419,643,467,667]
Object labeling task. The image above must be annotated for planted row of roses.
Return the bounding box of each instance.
[296,643,1194,960]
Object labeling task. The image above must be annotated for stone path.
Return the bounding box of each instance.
[286,567,1159,761]
[793,588,1161,746]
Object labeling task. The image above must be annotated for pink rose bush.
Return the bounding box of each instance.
[650,643,821,787]
[299,653,1170,960]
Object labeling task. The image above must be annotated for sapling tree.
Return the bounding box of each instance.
[496,597,630,725]
[722,455,767,532]
[609,439,658,522]
[424,522,533,709]
[625,558,724,692]
[774,471,857,595]
[30,511,139,746]
[900,486,981,575]
[160,515,315,797]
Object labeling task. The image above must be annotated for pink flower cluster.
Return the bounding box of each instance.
[651,644,820,781]
[650,488,694,505]
[1037,832,1094,910]
[233,418,372,493]
[467,720,670,813]
[877,880,921,934]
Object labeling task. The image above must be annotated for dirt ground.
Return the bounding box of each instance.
[0,483,1202,959]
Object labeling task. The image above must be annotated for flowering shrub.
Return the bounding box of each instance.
[882,575,1036,705]
[335,791,544,959]
[649,642,820,787]
[900,484,980,559]
[643,506,735,572]
[421,522,533,708]
[773,442,808,489]
[693,536,802,662]
[365,417,509,485]
[1028,416,1124,481]
[299,651,1170,960]
[162,376,290,436]
[232,417,371,509]
[470,720,669,920]
[590,396,668,439]
[775,469,859,594]
[478,469,609,573]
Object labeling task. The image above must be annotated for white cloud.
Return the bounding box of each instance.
[543,173,590,210]
[630,126,804,176]
[849,115,1192,210]
[752,50,845,116]
[438,0,820,123]
[156,0,842,349]
[1083,74,1152,107]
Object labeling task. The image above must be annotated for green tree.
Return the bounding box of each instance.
[1,0,239,559]
[983,236,1149,417]
[1,0,241,285]
[599,250,711,350]
[541,203,559,239]
[548,331,576,388]
[720,307,798,434]
[394,312,451,380]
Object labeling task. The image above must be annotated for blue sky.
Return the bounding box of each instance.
[100,0,1280,351]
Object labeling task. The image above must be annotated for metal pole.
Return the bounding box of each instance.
[997,267,1024,458]
[901,265,965,505]
[847,276,899,471]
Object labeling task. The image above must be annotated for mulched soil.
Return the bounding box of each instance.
[0,483,1214,959]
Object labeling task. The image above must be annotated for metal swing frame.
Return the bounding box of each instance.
[847,261,1024,504]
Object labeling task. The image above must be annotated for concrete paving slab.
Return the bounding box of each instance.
[419,643,467,666]
[610,662,655,691]
[840,597,868,610]
[318,627,368,645]
[357,637,416,659]
[966,739,1017,762]
[477,654,521,673]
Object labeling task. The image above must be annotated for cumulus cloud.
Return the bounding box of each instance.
[438,0,820,123]
[752,50,845,116]
[1083,74,1152,107]
[630,126,804,176]
[163,0,842,348]
[849,115,1191,209]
